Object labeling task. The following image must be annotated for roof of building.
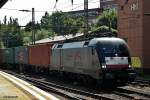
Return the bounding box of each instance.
[35,31,117,45]
[0,0,8,8]
[35,33,84,44]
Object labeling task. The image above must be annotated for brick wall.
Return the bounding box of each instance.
[143,0,150,69]
[116,0,145,68]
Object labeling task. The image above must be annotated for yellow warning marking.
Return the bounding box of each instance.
[131,57,141,68]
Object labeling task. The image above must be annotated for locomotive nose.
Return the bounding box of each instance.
[105,57,129,69]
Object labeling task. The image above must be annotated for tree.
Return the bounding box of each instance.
[0,17,23,48]
[25,21,40,32]
[48,11,84,35]
[91,25,117,36]
[36,29,49,40]
[41,12,51,30]
[24,21,32,32]
[96,9,117,30]
[91,9,118,36]
[3,16,7,24]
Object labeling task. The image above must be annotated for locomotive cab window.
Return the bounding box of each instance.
[117,43,129,56]
[96,41,130,57]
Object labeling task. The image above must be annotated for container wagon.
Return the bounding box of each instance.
[14,46,29,72]
[28,43,53,72]
[1,48,15,69]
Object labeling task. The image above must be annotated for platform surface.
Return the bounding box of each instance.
[0,70,60,100]
[0,73,34,100]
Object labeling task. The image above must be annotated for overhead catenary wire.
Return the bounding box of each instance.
[20,13,32,21]
[0,0,100,13]
[0,0,71,12]
[0,0,101,26]
[55,0,99,11]
[71,0,98,11]
[0,7,19,11]
[0,7,54,13]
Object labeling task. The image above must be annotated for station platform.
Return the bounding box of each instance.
[0,71,59,100]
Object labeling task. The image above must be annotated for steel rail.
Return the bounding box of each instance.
[3,70,114,100]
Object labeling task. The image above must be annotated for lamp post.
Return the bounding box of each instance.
[32,8,35,45]
[19,8,35,45]
[84,0,88,39]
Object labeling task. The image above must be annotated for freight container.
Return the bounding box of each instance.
[29,43,53,68]
[14,46,28,64]
[2,48,14,64]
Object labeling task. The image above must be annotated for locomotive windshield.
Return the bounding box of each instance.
[96,41,130,57]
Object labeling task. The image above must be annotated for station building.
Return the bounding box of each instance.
[115,0,150,72]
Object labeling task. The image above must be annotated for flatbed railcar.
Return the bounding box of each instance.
[0,37,136,87]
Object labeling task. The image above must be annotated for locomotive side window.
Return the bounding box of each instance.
[57,44,63,48]
[84,41,89,46]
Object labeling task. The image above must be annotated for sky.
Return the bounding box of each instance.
[0,0,100,26]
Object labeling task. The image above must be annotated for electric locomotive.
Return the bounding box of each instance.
[51,37,136,86]
[0,37,136,87]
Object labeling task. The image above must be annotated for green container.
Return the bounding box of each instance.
[0,49,3,64]
[14,46,28,64]
[2,48,14,64]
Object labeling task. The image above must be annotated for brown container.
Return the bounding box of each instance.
[29,43,53,67]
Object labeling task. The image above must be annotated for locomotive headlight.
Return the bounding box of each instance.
[129,65,132,68]
[102,65,106,68]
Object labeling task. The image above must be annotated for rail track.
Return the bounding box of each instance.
[114,86,150,100]
[1,70,114,100]
[114,77,150,100]
[2,69,150,100]
[134,78,150,87]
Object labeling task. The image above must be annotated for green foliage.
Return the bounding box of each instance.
[0,9,118,47]
[22,31,32,44]
[91,25,118,36]
[41,12,51,30]
[36,29,49,40]
[41,11,84,36]
[23,11,84,44]
[0,41,4,48]
[0,16,23,48]
[25,21,40,32]
[22,28,54,44]
[96,9,117,29]
[23,37,31,45]
[91,9,118,36]
[24,21,32,32]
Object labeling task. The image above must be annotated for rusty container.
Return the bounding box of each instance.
[29,43,53,67]
[14,46,28,64]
